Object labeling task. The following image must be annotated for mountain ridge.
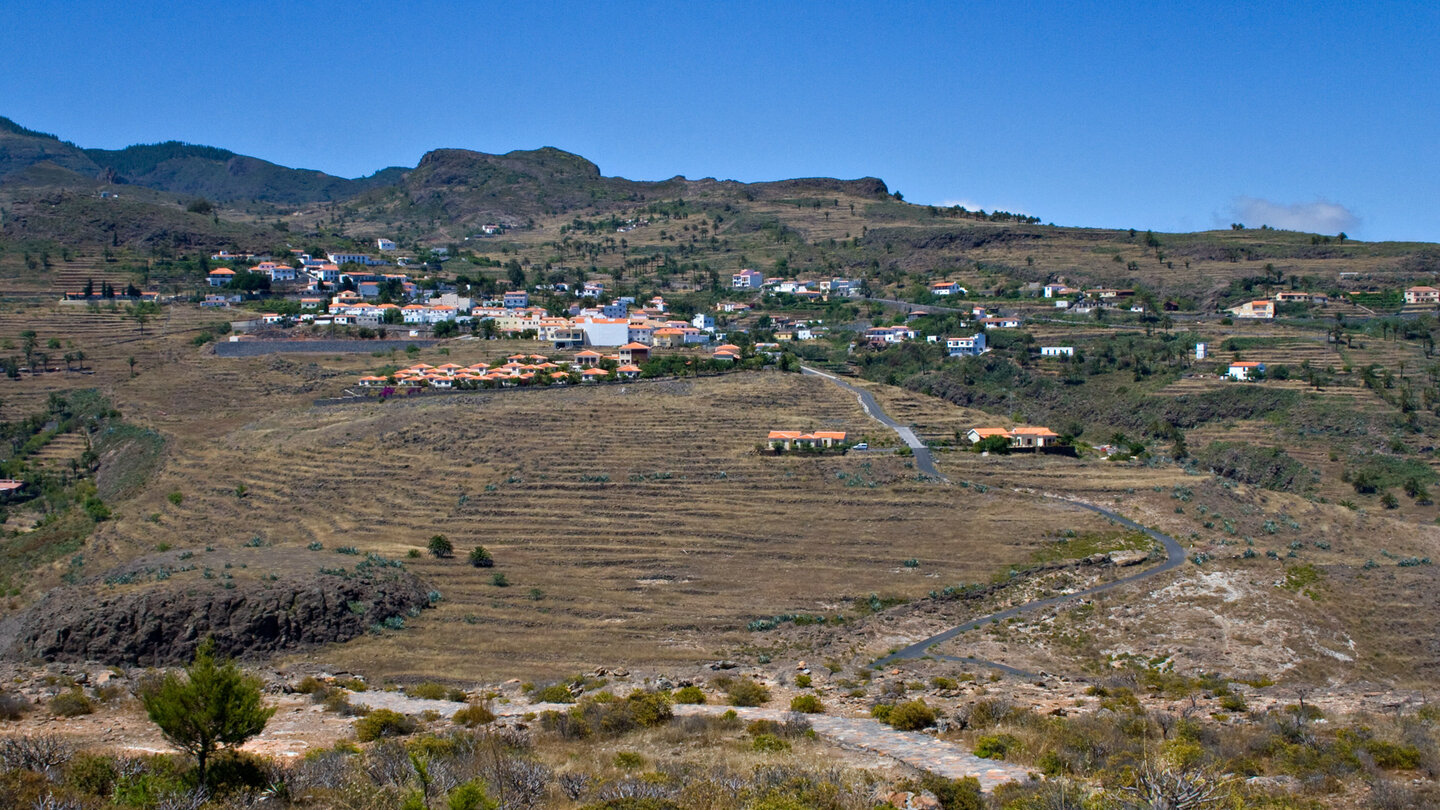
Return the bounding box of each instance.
[0,116,890,217]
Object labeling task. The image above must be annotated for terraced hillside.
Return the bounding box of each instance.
[85,371,1119,680]
[0,301,230,418]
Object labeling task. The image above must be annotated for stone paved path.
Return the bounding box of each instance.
[675,705,1032,790]
[350,692,1032,791]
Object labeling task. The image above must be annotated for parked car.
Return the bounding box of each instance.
[852,443,868,450]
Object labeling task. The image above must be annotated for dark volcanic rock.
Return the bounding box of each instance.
[5,551,433,666]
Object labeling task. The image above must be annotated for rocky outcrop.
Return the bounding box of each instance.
[5,551,433,666]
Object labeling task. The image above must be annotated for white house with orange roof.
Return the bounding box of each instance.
[616,364,641,379]
[1227,300,1274,319]
[628,323,655,345]
[967,426,1060,449]
[1227,360,1265,381]
[573,316,630,346]
[208,268,235,287]
[1405,286,1440,305]
[618,342,650,364]
[946,333,987,357]
[766,430,847,450]
[652,327,686,349]
[732,269,764,289]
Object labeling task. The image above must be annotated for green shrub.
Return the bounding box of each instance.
[625,690,673,727]
[1365,739,1423,770]
[794,673,812,688]
[65,752,117,796]
[447,780,497,810]
[206,749,272,794]
[750,733,791,752]
[1219,693,1248,713]
[885,699,937,731]
[428,535,454,558]
[406,682,448,701]
[724,679,771,707]
[452,704,496,727]
[295,676,324,694]
[354,708,417,741]
[468,546,494,567]
[614,751,646,770]
[491,572,509,587]
[931,676,959,690]
[672,686,706,704]
[50,690,95,717]
[918,774,983,810]
[974,733,1019,760]
[166,491,183,505]
[789,694,824,714]
[532,684,575,704]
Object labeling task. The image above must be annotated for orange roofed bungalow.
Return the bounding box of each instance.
[966,426,1060,450]
[618,342,651,364]
[767,430,847,450]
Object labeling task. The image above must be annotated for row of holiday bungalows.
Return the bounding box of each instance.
[356,343,748,389]
[357,358,647,388]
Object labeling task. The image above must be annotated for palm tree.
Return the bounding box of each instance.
[20,330,37,375]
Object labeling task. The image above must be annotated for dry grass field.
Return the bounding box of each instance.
[68,368,1122,682]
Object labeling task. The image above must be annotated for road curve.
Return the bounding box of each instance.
[873,495,1186,673]
[797,366,1187,675]
[800,366,945,479]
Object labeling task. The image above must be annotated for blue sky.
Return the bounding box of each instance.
[4,1,1438,241]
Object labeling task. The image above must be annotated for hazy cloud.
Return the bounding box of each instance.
[1225,197,1360,235]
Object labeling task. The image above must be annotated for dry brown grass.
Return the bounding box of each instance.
[69,369,1120,682]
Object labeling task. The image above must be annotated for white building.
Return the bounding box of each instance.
[1227,361,1265,381]
[574,317,631,347]
[946,333,987,357]
[732,269,764,289]
[376,238,397,251]
[1195,343,1207,360]
[326,252,386,267]
[1040,346,1074,357]
[692,313,715,331]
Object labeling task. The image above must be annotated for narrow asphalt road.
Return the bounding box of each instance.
[873,494,1186,673]
[800,366,945,480]
[799,367,1187,675]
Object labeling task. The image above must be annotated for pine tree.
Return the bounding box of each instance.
[141,639,275,786]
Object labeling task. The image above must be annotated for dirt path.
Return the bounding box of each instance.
[349,692,1032,790]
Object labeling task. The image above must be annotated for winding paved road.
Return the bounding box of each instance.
[800,366,944,479]
[874,496,1185,673]
[799,366,1187,674]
